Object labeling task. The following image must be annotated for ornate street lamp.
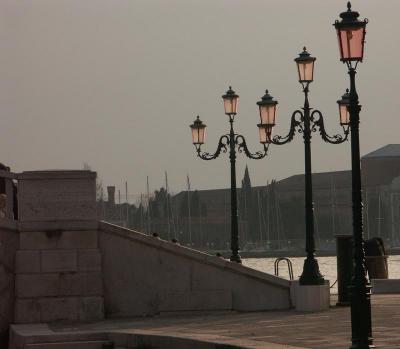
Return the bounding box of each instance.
[334,2,371,349]
[260,48,349,285]
[338,89,350,126]
[190,87,270,263]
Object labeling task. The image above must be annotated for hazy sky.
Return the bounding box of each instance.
[1,1,399,202]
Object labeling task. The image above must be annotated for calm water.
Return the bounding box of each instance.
[242,255,400,294]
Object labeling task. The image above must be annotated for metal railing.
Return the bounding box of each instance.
[274,257,294,280]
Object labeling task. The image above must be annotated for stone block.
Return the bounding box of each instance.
[57,231,98,249]
[78,249,102,272]
[16,251,41,273]
[20,231,98,250]
[59,272,103,296]
[14,299,41,324]
[291,281,330,312]
[20,231,58,250]
[41,250,77,272]
[19,220,99,233]
[0,265,14,332]
[85,272,103,295]
[39,297,79,322]
[18,171,97,223]
[16,274,59,298]
[372,279,400,294]
[78,297,104,320]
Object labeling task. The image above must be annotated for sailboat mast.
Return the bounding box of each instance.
[257,190,262,244]
[266,181,270,243]
[378,193,382,238]
[118,189,122,222]
[125,182,128,227]
[331,175,336,235]
[391,193,395,246]
[187,174,192,245]
[140,193,144,232]
[365,190,370,240]
[147,177,151,235]
[165,171,171,241]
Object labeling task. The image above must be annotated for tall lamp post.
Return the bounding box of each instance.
[258,48,350,285]
[334,2,372,348]
[190,87,270,263]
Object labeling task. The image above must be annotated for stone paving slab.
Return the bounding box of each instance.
[11,294,400,349]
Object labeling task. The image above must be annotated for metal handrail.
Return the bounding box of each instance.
[274,257,294,280]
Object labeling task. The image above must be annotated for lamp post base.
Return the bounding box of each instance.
[230,254,242,263]
[299,256,325,285]
[349,284,375,349]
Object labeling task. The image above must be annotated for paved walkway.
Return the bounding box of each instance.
[13,294,400,348]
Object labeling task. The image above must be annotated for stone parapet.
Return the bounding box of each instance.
[99,222,291,317]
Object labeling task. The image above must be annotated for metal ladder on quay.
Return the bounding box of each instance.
[274,257,294,280]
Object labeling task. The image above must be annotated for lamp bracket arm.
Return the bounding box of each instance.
[235,134,269,159]
[270,110,303,145]
[311,110,349,144]
[197,134,229,160]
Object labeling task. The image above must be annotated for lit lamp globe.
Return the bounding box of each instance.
[334,2,368,62]
[337,89,350,126]
[190,116,206,146]
[295,47,316,83]
[222,86,239,116]
[256,90,278,143]
[257,125,273,144]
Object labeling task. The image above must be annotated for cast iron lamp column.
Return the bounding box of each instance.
[258,48,349,285]
[190,87,270,263]
[334,2,372,349]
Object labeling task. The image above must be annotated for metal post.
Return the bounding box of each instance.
[191,92,269,263]
[299,86,324,285]
[348,67,373,349]
[229,117,241,263]
[336,234,353,306]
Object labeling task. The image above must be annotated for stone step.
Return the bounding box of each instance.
[372,278,400,293]
[25,340,113,349]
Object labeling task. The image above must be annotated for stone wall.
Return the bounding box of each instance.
[99,222,290,318]
[4,169,291,332]
[13,170,104,324]
[14,230,104,323]
[0,224,18,346]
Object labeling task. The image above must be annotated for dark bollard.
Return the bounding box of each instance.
[365,237,388,279]
[336,234,353,306]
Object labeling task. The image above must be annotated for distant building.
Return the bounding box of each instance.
[361,144,400,245]
[170,144,400,250]
[362,144,400,188]
[101,144,400,250]
[172,170,353,251]
[98,186,133,228]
